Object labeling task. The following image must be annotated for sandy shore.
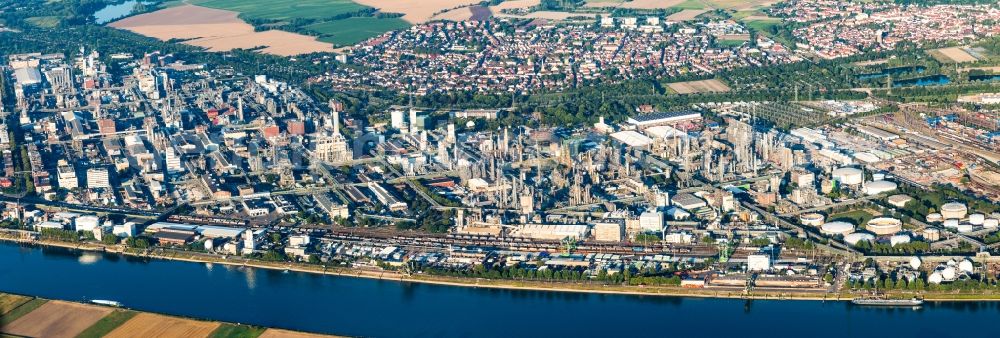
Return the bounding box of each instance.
[4,236,1000,302]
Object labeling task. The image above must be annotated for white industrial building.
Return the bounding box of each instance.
[516,224,589,241]
[593,220,624,242]
[626,111,701,129]
[747,254,771,272]
[86,167,111,189]
[639,211,664,232]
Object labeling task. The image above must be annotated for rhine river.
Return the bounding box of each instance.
[0,242,994,337]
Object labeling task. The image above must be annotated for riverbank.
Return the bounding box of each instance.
[5,236,1000,303]
[0,291,339,338]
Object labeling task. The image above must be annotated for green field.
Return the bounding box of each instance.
[210,324,267,338]
[672,0,708,10]
[25,16,60,28]
[192,0,369,21]
[0,298,47,326]
[76,310,139,338]
[0,294,30,316]
[190,0,410,46]
[829,210,875,227]
[716,39,747,47]
[307,17,410,46]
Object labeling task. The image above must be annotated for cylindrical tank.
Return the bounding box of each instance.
[926,213,943,223]
[866,217,902,235]
[864,180,897,196]
[969,213,985,225]
[957,224,974,233]
[800,213,825,227]
[873,173,886,181]
[821,221,854,235]
[940,202,968,220]
[832,167,864,185]
[944,219,959,228]
[909,257,921,270]
[984,219,999,229]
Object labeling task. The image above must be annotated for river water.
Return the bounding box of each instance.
[0,242,995,337]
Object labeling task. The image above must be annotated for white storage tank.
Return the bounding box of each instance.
[909,257,922,270]
[926,213,943,223]
[866,217,902,236]
[957,223,974,233]
[928,271,944,284]
[890,234,911,247]
[832,167,864,185]
[873,173,886,181]
[800,213,825,227]
[969,213,985,225]
[940,202,968,220]
[821,221,855,236]
[943,219,960,228]
[844,232,875,245]
[984,218,999,229]
[959,259,974,274]
[863,180,897,196]
[942,267,957,281]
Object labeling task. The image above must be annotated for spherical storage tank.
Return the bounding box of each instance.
[928,271,944,284]
[969,213,985,225]
[940,202,968,220]
[959,260,974,274]
[821,221,854,235]
[926,213,943,223]
[800,213,825,227]
[890,234,911,247]
[864,180,897,196]
[942,267,957,281]
[844,232,875,245]
[832,167,864,185]
[866,217,903,236]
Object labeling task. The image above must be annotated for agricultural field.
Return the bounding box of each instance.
[0,293,30,315]
[668,79,731,94]
[110,5,335,56]
[210,323,267,338]
[491,0,541,11]
[352,0,483,23]
[191,0,368,21]
[76,310,139,338]
[929,47,981,63]
[306,17,411,46]
[707,0,778,10]
[2,301,112,338]
[0,298,47,326]
[586,0,776,11]
[105,313,221,338]
[258,328,334,338]
[666,9,707,21]
[671,0,708,10]
[25,16,60,28]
